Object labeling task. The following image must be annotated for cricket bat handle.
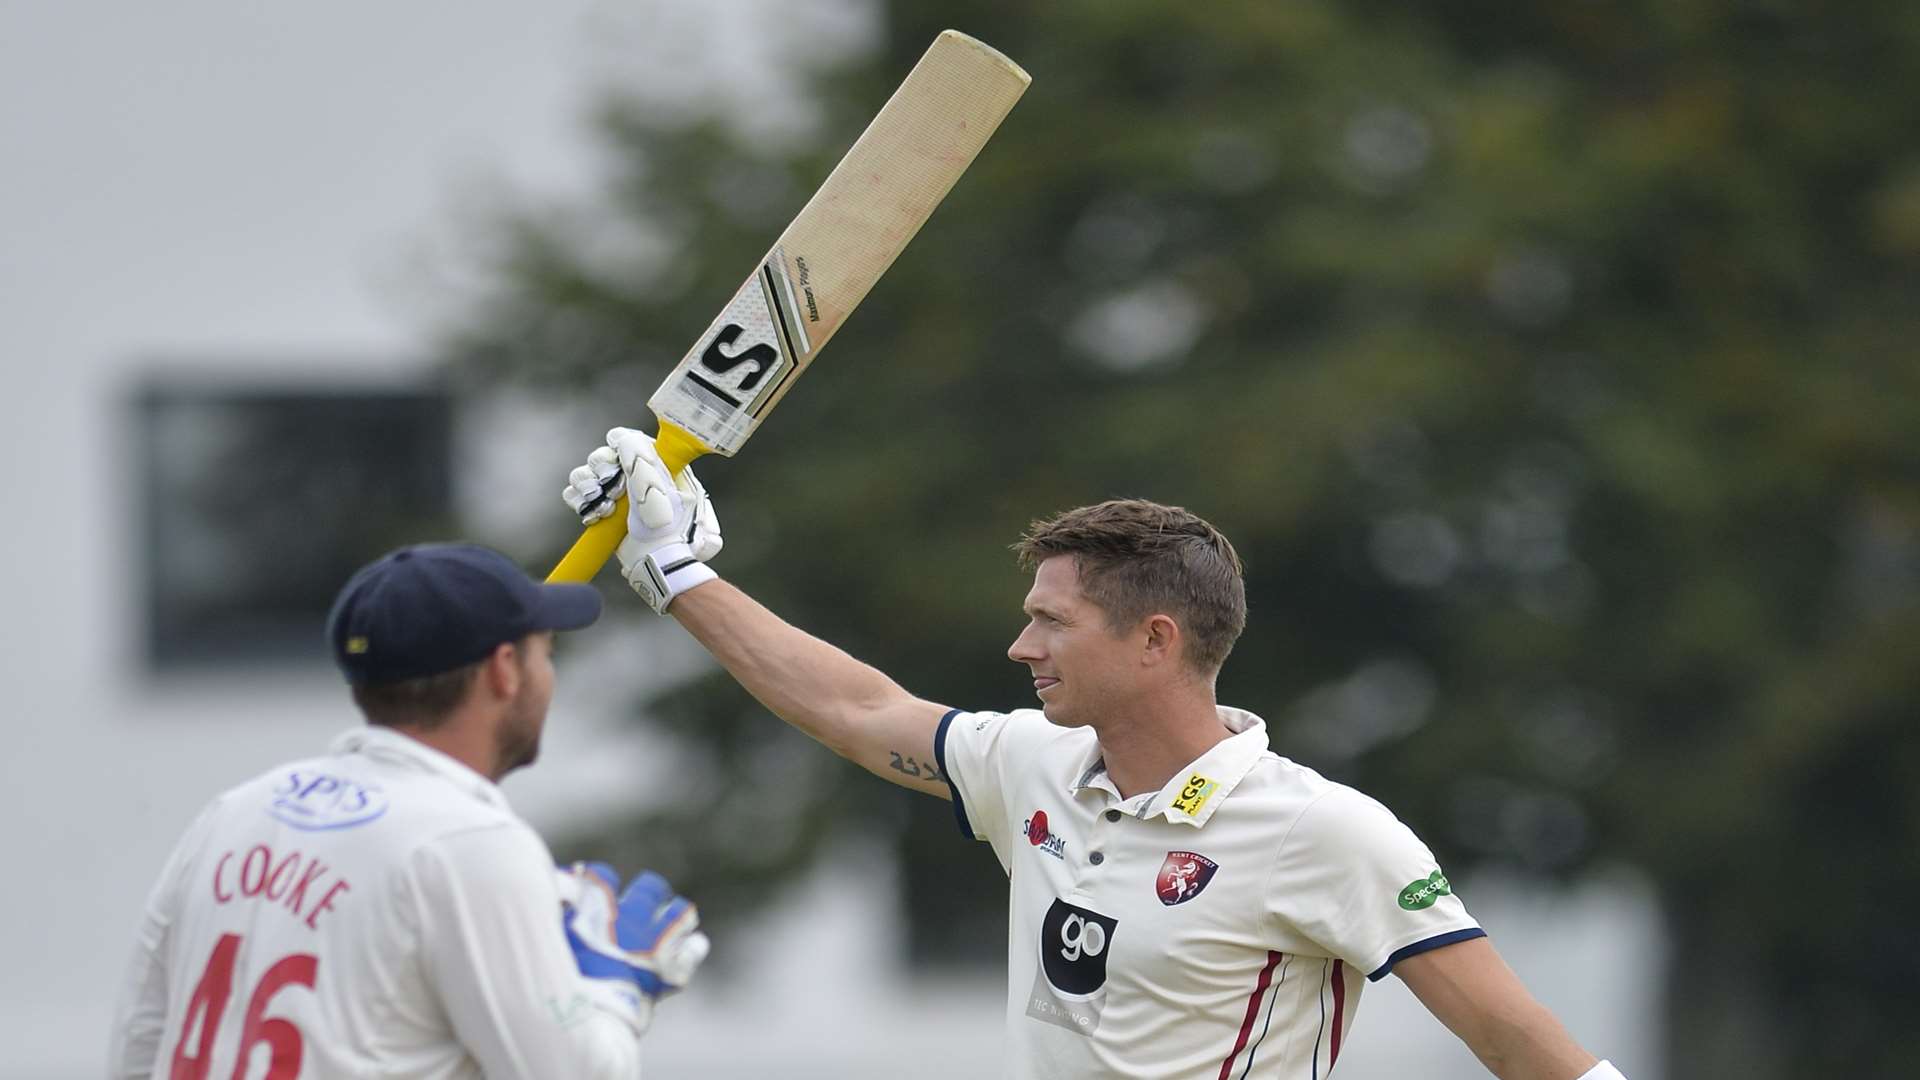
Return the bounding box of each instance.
[545,422,710,583]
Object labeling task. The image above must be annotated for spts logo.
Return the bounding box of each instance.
[1155,851,1219,906]
[269,771,388,831]
[1399,870,1453,911]
[1039,899,1119,997]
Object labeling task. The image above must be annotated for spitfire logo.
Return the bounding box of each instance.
[1024,810,1066,860]
[1155,850,1219,906]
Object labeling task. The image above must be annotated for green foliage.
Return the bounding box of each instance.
[450,2,1920,1073]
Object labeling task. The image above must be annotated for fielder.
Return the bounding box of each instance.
[108,543,709,1079]
[564,428,1629,1080]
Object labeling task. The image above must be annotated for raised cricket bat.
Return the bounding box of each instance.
[548,30,1030,583]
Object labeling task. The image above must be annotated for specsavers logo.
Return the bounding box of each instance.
[1171,773,1218,816]
[1398,870,1453,911]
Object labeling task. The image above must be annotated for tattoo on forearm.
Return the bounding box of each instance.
[888,750,946,783]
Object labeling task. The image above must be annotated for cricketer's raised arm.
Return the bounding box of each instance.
[674,580,955,799]
[563,430,954,799]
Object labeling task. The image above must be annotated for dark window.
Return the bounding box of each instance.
[136,378,454,670]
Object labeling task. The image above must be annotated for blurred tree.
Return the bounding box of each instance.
[444,1,1920,1075]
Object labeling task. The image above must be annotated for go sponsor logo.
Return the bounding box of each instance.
[1028,898,1120,1036]
[1038,898,1119,996]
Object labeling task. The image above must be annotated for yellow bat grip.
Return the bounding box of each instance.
[545,422,711,583]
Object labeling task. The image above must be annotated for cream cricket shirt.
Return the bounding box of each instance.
[109,728,645,1080]
[935,706,1483,1079]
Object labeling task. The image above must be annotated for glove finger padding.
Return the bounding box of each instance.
[562,447,627,524]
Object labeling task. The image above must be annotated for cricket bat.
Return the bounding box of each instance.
[548,29,1030,583]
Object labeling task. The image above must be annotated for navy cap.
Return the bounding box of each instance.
[326,543,602,684]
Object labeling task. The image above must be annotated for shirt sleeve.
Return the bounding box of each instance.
[933,708,1042,859]
[107,801,219,1078]
[410,824,647,1080]
[1267,786,1484,982]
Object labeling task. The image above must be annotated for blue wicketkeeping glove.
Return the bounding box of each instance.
[557,862,711,1034]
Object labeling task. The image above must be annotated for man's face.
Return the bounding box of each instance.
[495,632,556,777]
[1007,556,1142,728]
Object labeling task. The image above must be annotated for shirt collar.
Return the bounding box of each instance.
[328,726,510,811]
[1069,706,1270,829]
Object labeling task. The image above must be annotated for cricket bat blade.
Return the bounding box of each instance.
[547,30,1029,584]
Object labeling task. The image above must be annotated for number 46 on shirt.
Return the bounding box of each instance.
[170,933,318,1080]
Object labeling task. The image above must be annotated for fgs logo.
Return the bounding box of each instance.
[1171,772,1218,817]
[1039,899,1118,996]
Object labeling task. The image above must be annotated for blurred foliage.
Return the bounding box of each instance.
[446,1,1920,1074]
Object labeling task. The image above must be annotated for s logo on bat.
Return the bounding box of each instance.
[698,325,776,398]
[662,252,812,450]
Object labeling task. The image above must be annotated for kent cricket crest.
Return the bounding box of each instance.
[1155,850,1219,906]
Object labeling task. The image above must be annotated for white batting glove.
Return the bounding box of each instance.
[561,427,722,613]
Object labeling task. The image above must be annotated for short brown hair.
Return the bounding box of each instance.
[350,659,485,730]
[1013,499,1247,674]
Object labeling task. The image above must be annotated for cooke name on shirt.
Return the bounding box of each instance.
[209,844,352,932]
